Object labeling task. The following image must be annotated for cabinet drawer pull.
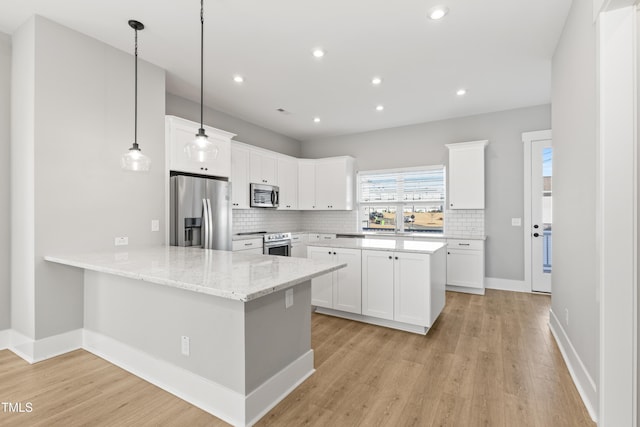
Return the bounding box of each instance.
[244,243,253,246]
[458,243,470,246]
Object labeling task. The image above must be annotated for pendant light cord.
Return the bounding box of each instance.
[200,0,204,130]
[134,26,139,149]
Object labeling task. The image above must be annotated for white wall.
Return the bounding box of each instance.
[0,32,10,330]
[551,0,599,407]
[166,93,301,158]
[12,16,166,340]
[300,105,551,282]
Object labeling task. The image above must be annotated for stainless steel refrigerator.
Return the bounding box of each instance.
[170,173,232,250]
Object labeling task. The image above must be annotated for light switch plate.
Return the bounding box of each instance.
[181,336,190,356]
[151,220,160,232]
[511,218,522,227]
[114,237,128,246]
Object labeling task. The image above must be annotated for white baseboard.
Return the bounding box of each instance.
[445,285,485,295]
[484,277,530,293]
[314,307,429,334]
[245,351,315,426]
[548,309,598,422]
[5,329,83,364]
[0,329,10,349]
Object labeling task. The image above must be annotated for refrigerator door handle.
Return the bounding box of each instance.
[206,198,214,249]
[202,198,210,249]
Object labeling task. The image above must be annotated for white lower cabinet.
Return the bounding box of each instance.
[290,233,306,258]
[362,249,434,326]
[361,250,395,320]
[232,238,264,255]
[446,239,484,289]
[308,246,362,314]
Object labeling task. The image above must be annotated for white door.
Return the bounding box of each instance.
[531,139,552,292]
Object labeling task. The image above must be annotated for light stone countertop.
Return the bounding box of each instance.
[45,246,345,302]
[232,231,486,241]
[306,238,447,254]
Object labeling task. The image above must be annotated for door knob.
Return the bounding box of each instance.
[533,224,539,229]
[533,232,540,237]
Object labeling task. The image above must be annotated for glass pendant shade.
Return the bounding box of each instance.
[121,143,151,172]
[185,128,218,163]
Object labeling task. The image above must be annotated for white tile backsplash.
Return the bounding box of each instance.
[301,210,359,233]
[444,209,485,236]
[232,208,484,236]
[232,209,303,234]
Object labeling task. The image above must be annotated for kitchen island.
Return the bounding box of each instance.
[45,246,345,427]
[306,238,447,334]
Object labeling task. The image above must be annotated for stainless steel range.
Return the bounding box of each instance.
[263,232,292,257]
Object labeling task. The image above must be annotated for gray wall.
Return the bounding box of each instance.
[300,105,551,281]
[166,93,301,157]
[0,32,10,330]
[551,0,598,389]
[12,16,166,339]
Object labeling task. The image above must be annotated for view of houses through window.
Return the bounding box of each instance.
[358,166,445,233]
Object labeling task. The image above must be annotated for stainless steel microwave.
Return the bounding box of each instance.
[250,183,279,208]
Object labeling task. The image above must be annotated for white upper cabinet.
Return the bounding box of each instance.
[297,156,355,211]
[166,115,235,178]
[277,156,298,210]
[446,140,488,209]
[298,159,316,210]
[315,157,355,210]
[230,144,250,209]
[249,151,277,185]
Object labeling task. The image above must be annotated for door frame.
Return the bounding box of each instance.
[523,129,552,293]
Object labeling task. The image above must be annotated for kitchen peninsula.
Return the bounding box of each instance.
[45,246,345,427]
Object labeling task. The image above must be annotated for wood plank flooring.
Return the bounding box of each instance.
[0,290,595,426]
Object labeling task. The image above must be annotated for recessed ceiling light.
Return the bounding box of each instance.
[313,117,321,123]
[428,6,449,20]
[372,77,382,85]
[312,48,325,58]
[376,105,384,111]
[233,75,244,83]
[456,88,467,96]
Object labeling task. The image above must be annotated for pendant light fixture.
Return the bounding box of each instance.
[184,0,218,163]
[121,20,151,172]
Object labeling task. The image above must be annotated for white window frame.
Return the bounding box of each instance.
[357,165,446,233]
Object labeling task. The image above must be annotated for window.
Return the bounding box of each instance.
[358,166,445,233]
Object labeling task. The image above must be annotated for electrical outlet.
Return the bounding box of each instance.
[285,289,294,308]
[114,237,128,246]
[151,220,160,232]
[565,308,569,326]
[181,336,190,356]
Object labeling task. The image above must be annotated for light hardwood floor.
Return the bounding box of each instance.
[0,290,594,426]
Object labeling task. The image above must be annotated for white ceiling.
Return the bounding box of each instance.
[0,0,572,141]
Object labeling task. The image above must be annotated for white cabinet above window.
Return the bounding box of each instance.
[446,140,488,210]
[166,115,235,178]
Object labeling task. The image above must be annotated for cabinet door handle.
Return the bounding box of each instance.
[328,251,332,254]
[388,256,392,259]
[333,252,336,255]
[395,256,398,260]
